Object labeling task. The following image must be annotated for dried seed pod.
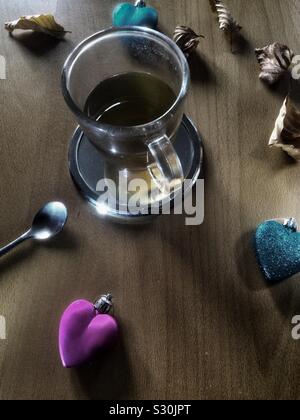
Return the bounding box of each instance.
[215,1,242,33]
[255,42,294,84]
[5,14,70,38]
[269,97,300,161]
[270,92,300,161]
[173,26,204,57]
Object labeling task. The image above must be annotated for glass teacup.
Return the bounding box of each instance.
[62,27,190,209]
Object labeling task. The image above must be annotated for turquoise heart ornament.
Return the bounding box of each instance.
[255,219,300,283]
[113,0,158,29]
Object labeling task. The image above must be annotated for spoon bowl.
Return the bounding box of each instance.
[31,202,68,241]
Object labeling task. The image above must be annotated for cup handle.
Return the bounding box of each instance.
[147,136,184,194]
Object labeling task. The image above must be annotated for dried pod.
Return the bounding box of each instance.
[215,1,242,33]
[5,14,70,39]
[269,97,300,161]
[173,26,204,57]
[255,42,294,84]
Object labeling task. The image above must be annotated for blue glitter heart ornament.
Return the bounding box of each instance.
[113,0,158,29]
[255,219,300,283]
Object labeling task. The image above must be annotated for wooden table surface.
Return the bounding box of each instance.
[0,0,300,400]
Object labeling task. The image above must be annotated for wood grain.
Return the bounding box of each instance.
[0,0,300,400]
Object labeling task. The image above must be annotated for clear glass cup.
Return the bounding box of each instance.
[62,26,190,200]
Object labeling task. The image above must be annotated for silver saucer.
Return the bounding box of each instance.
[69,115,204,223]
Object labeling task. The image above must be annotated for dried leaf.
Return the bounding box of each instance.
[255,43,294,84]
[215,1,242,33]
[5,14,70,39]
[173,26,204,57]
[269,97,300,161]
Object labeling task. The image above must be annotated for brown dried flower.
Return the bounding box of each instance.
[269,97,300,161]
[255,42,294,85]
[173,26,204,57]
[5,14,70,38]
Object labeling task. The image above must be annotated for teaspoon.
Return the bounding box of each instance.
[0,202,68,258]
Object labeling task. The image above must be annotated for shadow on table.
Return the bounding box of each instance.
[236,230,266,292]
[189,52,218,86]
[0,243,35,279]
[246,129,298,174]
[8,32,65,56]
[0,228,78,280]
[236,229,300,320]
[42,228,79,252]
[264,71,291,100]
[269,148,298,173]
[235,229,300,379]
[231,32,253,56]
[71,327,134,400]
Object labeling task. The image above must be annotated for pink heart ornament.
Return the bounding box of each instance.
[59,298,119,368]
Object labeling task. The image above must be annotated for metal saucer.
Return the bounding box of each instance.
[69,115,204,223]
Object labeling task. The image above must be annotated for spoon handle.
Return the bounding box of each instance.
[0,231,31,258]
